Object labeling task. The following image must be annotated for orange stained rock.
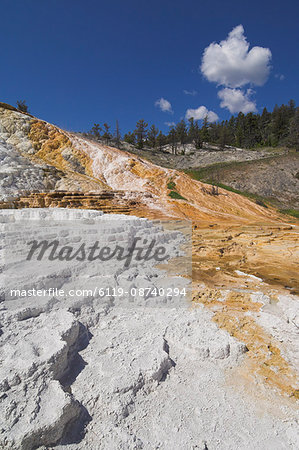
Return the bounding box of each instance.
[29,121,95,177]
[193,287,299,399]
[192,225,299,294]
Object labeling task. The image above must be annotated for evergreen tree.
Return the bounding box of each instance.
[260,107,271,146]
[194,121,202,149]
[134,119,148,149]
[114,120,121,148]
[219,127,229,150]
[288,108,299,151]
[235,112,245,147]
[88,99,298,153]
[91,123,102,139]
[102,123,111,144]
[175,119,188,148]
[187,117,196,143]
[243,113,261,148]
[124,131,135,145]
[288,99,296,119]
[168,127,178,155]
[227,116,236,146]
[200,116,210,143]
[271,104,289,145]
[147,124,159,148]
[16,100,29,113]
[208,122,220,144]
[156,131,166,151]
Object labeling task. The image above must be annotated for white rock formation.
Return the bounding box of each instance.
[0,209,298,449]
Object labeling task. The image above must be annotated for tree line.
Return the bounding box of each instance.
[87,100,299,152]
[15,99,298,152]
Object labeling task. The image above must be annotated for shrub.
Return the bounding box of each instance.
[167,179,176,190]
[168,190,187,200]
[255,199,268,208]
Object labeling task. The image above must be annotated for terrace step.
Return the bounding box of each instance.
[0,191,142,216]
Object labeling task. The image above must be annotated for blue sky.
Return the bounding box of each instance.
[1,0,298,134]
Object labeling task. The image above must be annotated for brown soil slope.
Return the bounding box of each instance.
[189,154,299,210]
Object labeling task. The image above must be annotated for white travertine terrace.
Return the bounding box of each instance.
[0,209,298,449]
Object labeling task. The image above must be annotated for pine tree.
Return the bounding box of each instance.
[194,121,202,149]
[16,100,29,113]
[134,119,148,149]
[243,113,261,148]
[288,108,299,151]
[235,112,245,147]
[208,123,220,144]
[260,107,271,146]
[271,104,289,145]
[147,124,159,148]
[219,127,229,150]
[188,117,196,143]
[91,123,102,139]
[102,123,111,144]
[168,127,178,155]
[115,100,297,153]
[114,120,121,148]
[175,119,188,149]
[288,99,296,119]
[156,131,166,151]
[227,116,236,146]
[124,131,135,145]
[200,116,210,143]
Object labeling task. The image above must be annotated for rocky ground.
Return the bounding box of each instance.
[118,141,282,171]
[0,103,298,449]
[116,140,299,212]
[1,209,298,449]
[187,154,299,210]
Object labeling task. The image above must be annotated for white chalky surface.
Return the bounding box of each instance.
[0,209,298,450]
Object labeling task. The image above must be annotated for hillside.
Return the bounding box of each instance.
[0,103,298,449]
[101,136,299,213]
[119,141,285,170]
[1,101,298,293]
[0,102,284,224]
[187,153,299,211]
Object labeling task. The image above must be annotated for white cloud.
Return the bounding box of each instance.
[185,106,218,122]
[275,73,285,81]
[165,121,176,127]
[201,25,272,88]
[218,88,257,114]
[183,89,198,96]
[155,97,173,113]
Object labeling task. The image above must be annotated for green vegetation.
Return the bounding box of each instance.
[186,161,249,181]
[16,100,29,113]
[102,123,112,144]
[168,190,187,200]
[185,152,291,182]
[186,167,270,207]
[91,123,102,139]
[167,179,176,190]
[134,119,148,149]
[279,209,299,218]
[166,178,187,200]
[87,100,298,153]
[215,183,269,207]
[147,124,159,148]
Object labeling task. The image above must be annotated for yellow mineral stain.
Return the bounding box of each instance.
[29,120,94,176]
[193,286,299,398]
